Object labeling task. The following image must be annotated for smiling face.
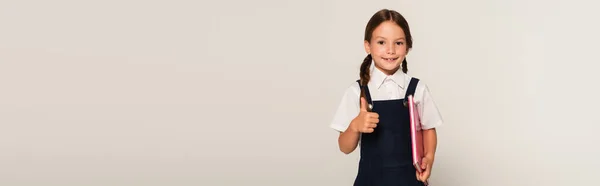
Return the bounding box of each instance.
[364,21,409,75]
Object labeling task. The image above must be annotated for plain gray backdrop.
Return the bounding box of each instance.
[1,0,599,185]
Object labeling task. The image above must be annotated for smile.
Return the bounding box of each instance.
[383,57,398,62]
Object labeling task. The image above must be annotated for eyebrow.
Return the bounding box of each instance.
[375,36,405,40]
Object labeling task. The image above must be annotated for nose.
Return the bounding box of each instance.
[387,44,396,54]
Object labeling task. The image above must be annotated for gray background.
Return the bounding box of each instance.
[1,0,599,185]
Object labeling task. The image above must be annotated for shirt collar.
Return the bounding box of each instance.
[369,60,406,89]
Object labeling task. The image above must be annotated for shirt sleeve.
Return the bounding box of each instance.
[329,83,361,132]
[416,82,444,130]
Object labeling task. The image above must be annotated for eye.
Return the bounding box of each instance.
[377,41,385,45]
[396,42,404,45]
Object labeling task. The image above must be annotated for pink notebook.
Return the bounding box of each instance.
[408,95,429,185]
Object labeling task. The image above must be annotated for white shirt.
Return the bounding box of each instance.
[330,62,444,132]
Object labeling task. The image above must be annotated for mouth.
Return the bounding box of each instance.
[382,57,399,62]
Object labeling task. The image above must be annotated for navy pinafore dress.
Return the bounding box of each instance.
[353,77,425,186]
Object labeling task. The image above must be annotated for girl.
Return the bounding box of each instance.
[330,9,444,186]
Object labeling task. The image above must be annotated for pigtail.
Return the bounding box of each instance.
[359,54,372,99]
[402,58,408,73]
[360,54,372,86]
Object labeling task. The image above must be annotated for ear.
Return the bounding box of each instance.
[364,40,371,55]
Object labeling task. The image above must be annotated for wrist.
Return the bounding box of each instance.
[347,119,359,133]
[424,153,435,160]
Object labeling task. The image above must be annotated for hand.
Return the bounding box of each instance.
[351,97,379,133]
[416,155,434,184]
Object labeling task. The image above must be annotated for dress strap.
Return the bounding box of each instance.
[404,77,420,98]
[403,77,420,107]
[356,80,373,111]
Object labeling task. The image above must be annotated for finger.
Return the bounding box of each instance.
[420,165,431,180]
[360,97,368,111]
[365,119,377,126]
[422,170,430,181]
[368,116,379,123]
[368,124,377,128]
[369,113,379,118]
[363,128,374,133]
[424,163,432,180]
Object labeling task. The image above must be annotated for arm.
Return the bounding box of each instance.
[415,81,443,183]
[417,127,437,183]
[338,121,360,154]
[423,128,437,160]
[331,84,375,154]
[418,82,441,161]
[337,97,378,154]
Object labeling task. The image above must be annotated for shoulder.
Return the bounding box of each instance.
[329,80,362,132]
[404,75,444,129]
[403,74,431,96]
[340,80,361,98]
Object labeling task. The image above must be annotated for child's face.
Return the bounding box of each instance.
[364,21,409,75]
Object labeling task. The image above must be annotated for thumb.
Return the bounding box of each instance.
[360,97,368,111]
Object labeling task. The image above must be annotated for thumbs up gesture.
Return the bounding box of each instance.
[350,97,380,133]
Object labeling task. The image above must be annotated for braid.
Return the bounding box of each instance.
[402,58,408,73]
[359,54,372,99]
[360,54,372,86]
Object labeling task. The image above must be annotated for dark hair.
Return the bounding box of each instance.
[359,9,413,88]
